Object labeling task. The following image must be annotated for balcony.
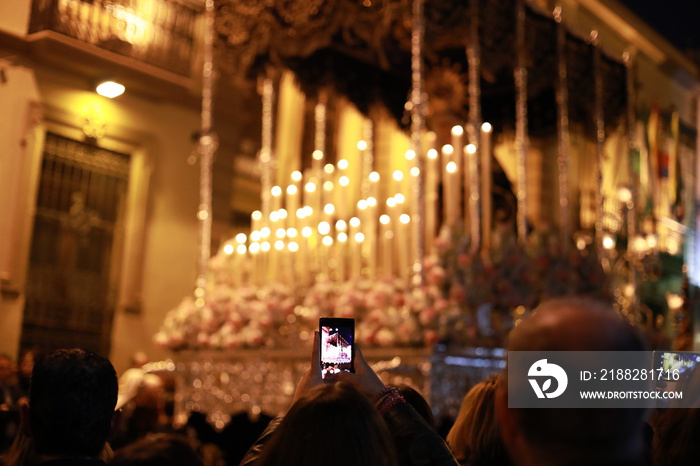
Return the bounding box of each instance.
[29,0,200,77]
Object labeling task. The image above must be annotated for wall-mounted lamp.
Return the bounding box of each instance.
[96,80,125,98]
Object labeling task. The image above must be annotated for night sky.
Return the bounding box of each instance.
[618,0,700,52]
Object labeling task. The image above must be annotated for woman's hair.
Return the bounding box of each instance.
[257,382,398,466]
[394,383,436,430]
[446,373,510,466]
[109,433,203,466]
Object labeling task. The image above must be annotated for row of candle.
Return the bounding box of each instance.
[220,122,494,287]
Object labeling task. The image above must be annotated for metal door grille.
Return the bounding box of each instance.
[21,133,130,356]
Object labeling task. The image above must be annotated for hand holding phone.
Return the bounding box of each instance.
[319,317,355,380]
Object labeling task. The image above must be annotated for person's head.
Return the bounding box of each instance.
[394,383,436,430]
[109,433,203,466]
[257,382,398,466]
[447,374,510,466]
[22,348,119,459]
[495,297,648,466]
[0,353,14,383]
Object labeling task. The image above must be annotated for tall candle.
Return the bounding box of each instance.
[465,143,480,251]
[397,213,411,282]
[425,149,439,253]
[379,214,392,277]
[336,220,348,282]
[349,217,362,279]
[271,186,282,214]
[441,144,453,226]
[480,123,492,255]
[451,126,464,224]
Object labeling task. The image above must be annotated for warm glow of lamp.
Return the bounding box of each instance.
[338,232,348,242]
[405,149,416,160]
[466,144,477,155]
[324,203,335,215]
[357,200,368,210]
[260,227,271,238]
[287,185,298,195]
[393,170,404,181]
[349,217,361,228]
[482,122,492,133]
[446,161,458,173]
[96,81,125,98]
[336,220,347,230]
[271,186,282,197]
[379,214,390,225]
[442,144,454,155]
[357,140,368,150]
[394,193,405,204]
[223,244,234,255]
[322,236,333,246]
[354,232,365,242]
[399,214,410,224]
[291,171,303,181]
[236,244,247,254]
[338,159,349,170]
[339,176,350,187]
[369,172,380,182]
[235,233,247,243]
[451,125,464,136]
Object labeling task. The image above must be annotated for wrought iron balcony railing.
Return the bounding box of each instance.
[29,0,200,77]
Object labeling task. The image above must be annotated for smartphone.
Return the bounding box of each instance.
[319,317,355,379]
[653,350,700,381]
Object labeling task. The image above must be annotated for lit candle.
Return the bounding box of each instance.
[397,213,411,282]
[271,186,282,214]
[481,122,492,255]
[465,144,480,251]
[349,217,362,279]
[442,144,458,226]
[425,149,439,253]
[336,220,348,282]
[337,159,350,219]
[379,214,392,277]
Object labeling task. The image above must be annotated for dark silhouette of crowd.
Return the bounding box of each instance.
[0,296,698,466]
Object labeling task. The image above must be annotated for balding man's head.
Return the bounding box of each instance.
[509,297,647,353]
[496,297,649,466]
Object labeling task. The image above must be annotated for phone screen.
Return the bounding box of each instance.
[655,351,700,381]
[320,317,355,379]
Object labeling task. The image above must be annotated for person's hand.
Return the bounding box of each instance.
[291,331,324,404]
[334,344,386,401]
